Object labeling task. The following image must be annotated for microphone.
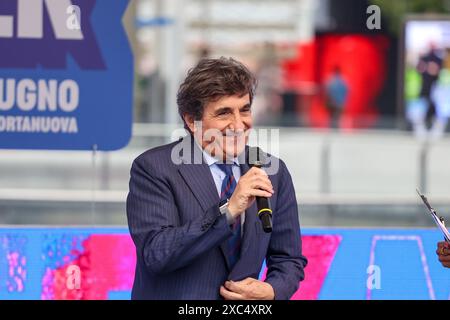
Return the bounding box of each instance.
[247,147,273,233]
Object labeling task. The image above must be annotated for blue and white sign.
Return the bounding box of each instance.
[0,0,133,151]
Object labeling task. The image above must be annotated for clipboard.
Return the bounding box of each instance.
[417,188,450,243]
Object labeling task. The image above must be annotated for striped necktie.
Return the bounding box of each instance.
[216,163,241,269]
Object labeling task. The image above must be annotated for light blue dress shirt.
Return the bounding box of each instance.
[202,149,241,196]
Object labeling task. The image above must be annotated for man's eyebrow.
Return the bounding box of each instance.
[213,103,251,114]
[213,106,232,114]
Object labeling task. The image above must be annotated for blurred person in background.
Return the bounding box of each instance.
[417,42,443,117]
[252,42,283,125]
[430,48,450,139]
[409,42,445,139]
[324,66,349,128]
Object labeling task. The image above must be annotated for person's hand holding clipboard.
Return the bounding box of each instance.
[417,189,450,268]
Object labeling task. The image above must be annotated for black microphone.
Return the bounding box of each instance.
[247,147,273,233]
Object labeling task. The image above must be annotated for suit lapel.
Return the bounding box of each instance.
[175,137,219,212]
[177,140,232,270]
[178,163,219,213]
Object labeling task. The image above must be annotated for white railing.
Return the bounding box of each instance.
[1,123,450,205]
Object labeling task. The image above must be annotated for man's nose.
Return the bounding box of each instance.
[230,112,245,131]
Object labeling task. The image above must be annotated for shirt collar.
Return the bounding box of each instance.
[193,137,240,166]
[201,147,239,167]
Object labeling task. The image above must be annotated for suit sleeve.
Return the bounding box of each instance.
[264,160,308,300]
[126,156,233,275]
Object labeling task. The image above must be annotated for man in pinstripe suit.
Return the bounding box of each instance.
[127,57,307,300]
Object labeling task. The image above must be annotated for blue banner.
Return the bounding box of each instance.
[0,0,133,151]
[0,227,448,300]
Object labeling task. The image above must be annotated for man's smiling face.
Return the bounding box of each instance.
[186,94,253,160]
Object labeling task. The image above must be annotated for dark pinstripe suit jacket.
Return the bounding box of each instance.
[126,137,307,300]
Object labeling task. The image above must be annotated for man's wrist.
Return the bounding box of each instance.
[264,282,275,300]
[219,200,236,225]
[227,204,238,218]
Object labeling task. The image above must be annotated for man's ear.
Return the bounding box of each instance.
[183,114,196,133]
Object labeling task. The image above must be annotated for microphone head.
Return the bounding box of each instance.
[247,146,268,167]
[253,160,263,168]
